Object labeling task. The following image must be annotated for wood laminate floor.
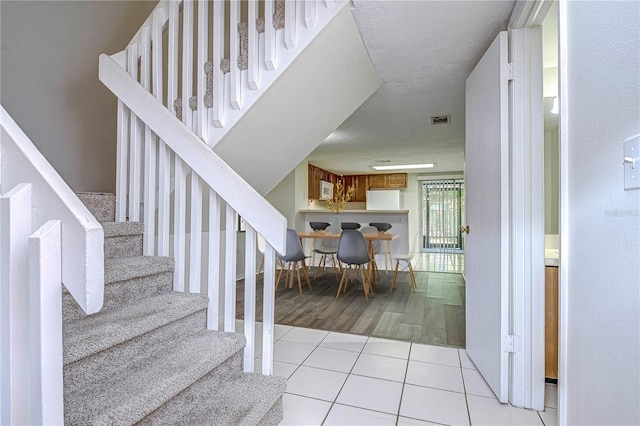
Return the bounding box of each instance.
[236,265,465,348]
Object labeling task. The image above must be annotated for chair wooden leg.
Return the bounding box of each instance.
[296,262,303,295]
[275,265,283,290]
[313,254,323,280]
[391,261,400,292]
[330,255,340,282]
[302,260,312,290]
[359,266,369,301]
[288,262,295,289]
[409,263,417,292]
[336,267,348,299]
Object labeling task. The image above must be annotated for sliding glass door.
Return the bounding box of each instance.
[421,179,465,252]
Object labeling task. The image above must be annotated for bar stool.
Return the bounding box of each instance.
[369,222,393,271]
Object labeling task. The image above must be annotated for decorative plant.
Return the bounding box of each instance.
[325,181,355,213]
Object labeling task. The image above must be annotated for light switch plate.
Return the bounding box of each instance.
[624,135,640,191]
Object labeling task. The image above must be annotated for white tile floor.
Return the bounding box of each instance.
[246,322,558,425]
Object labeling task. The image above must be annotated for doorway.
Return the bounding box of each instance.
[417,179,465,273]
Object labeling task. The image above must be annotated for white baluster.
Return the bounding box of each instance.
[173,158,187,292]
[264,0,277,70]
[170,0,186,284]
[207,190,221,330]
[285,0,297,49]
[115,100,129,221]
[248,0,259,89]
[197,0,208,139]
[28,220,63,426]
[182,0,194,129]
[126,44,141,222]
[224,204,237,332]
[189,171,202,293]
[212,0,225,127]
[304,0,317,29]
[230,0,241,109]
[167,0,179,110]
[243,225,257,372]
[261,243,276,375]
[1,184,33,425]
[153,10,170,256]
[141,27,157,255]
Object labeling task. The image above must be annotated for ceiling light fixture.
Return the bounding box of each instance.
[372,163,436,171]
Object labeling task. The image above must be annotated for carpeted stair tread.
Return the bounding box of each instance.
[103,221,144,237]
[76,192,115,223]
[64,330,246,426]
[139,371,286,425]
[64,292,208,365]
[105,256,173,284]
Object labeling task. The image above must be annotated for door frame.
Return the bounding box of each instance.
[506,0,552,412]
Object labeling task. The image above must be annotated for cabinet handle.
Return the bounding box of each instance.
[459,225,470,234]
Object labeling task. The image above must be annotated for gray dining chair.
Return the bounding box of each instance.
[336,230,373,300]
[276,229,312,295]
[313,225,341,281]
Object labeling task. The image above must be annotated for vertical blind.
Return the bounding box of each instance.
[421,179,465,252]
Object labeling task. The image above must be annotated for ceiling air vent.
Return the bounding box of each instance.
[430,115,451,125]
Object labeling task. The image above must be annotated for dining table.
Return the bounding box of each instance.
[297,230,398,285]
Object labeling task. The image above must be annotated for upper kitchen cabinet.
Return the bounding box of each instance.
[368,173,408,189]
[309,164,338,200]
[308,165,406,200]
[387,173,408,188]
[342,175,368,202]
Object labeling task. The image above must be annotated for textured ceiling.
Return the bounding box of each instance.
[306,0,516,175]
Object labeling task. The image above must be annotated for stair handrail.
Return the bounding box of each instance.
[0,106,105,314]
[98,54,287,253]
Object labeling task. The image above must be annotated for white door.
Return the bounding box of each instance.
[464,31,510,403]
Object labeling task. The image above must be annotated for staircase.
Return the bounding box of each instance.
[63,193,286,425]
[2,0,381,421]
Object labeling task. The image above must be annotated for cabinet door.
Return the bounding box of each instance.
[545,266,559,379]
[355,175,368,201]
[387,173,407,188]
[308,165,317,199]
[368,174,388,188]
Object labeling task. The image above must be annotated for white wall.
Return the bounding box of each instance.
[562,2,639,424]
[0,1,155,192]
[266,169,297,230]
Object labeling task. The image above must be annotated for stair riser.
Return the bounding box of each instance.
[77,192,115,222]
[137,351,244,425]
[64,309,207,395]
[63,270,173,320]
[105,234,143,259]
[258,396,284,426]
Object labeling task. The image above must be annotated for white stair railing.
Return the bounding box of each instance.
[100,0,349,375]
[100,54,285,374]
[1,106,102,424]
